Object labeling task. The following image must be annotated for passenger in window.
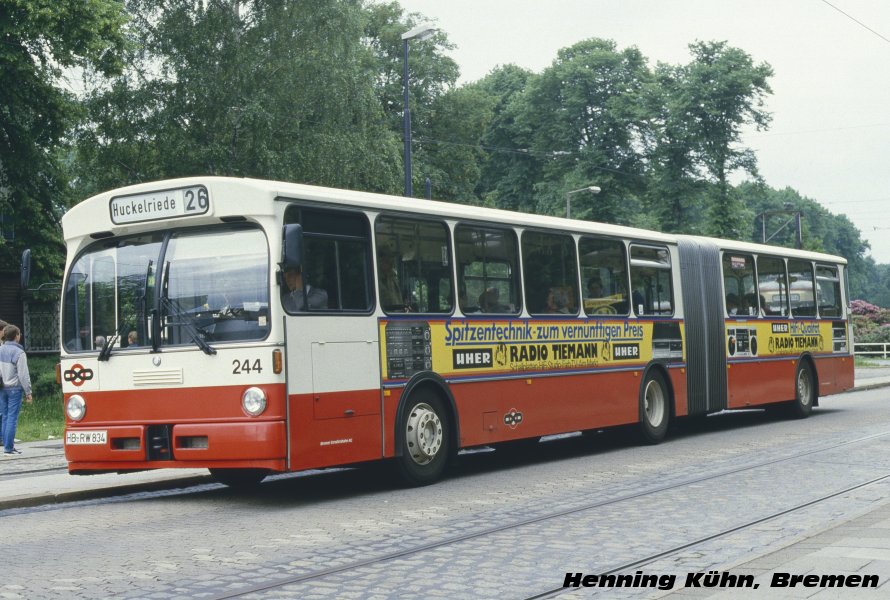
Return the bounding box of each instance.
[612,278,629,313]
[458,285,478,313]
[479,287,501,312]
[587,278,604,298]
[743,293,759,316]
[282,267,328,312]
[377,246,404,310]
[546,287,571,314]
[726,293,740,316]
[127,331,139,347]
[94,335,106,350]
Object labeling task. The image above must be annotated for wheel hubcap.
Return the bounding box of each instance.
[644,380,665,427]
[798,370,811,406]
[405,403,443,465]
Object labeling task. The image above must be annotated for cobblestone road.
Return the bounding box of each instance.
[5,388,890,599]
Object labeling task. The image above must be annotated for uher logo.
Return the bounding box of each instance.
[64,364,94,387]
[453,348,493,369]
[612,343,640,360]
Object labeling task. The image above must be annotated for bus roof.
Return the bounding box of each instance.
[61,177,846,265]
[62,176,676,246]
[681,235,847,265]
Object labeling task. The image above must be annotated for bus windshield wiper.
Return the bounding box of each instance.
[161,296,217,356]
[98,319,134,362]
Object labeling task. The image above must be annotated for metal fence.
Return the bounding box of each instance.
[854,342,890,359]
[23,299,60,354]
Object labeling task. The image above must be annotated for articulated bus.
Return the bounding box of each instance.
[60,177,854,486]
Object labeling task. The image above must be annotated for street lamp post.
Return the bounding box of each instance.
[401,23,437,198]
[565,185,601,219]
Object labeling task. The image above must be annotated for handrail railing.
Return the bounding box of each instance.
[854,342,890,358]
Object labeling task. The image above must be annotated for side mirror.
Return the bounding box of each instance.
[282,224,303,271]
[20,248,31,290]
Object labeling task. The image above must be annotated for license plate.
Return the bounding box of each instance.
[66,430,108,445]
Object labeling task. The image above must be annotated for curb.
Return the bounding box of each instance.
[848,380,890,393]
[0,474,214,511]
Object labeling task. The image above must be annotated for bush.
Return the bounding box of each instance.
[16,354,64,442]
[852,300,890,344]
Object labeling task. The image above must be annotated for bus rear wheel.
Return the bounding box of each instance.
[639,370,670,444]
[395,390,450,486]
[209,468,269,488]
[789,361,815,418]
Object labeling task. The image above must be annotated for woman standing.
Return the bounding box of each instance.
[0,324,32,455]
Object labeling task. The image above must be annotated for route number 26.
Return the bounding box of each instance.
[232,359,263,374]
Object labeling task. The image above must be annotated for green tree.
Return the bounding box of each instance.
[674,41,773,238]
[0,0,127,281]
[415,85,496,203]
[363,1,459,198]
[473,64,539,212]
[515,39,653,225]
[75,0,403,196]
[643,62,709,233]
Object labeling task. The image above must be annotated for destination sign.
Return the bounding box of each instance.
[109,185,210,224]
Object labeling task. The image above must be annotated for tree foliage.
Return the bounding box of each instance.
[75,0,404,196]
[515,39,652,225]
[0,0,127,281]
[0,1,880,307]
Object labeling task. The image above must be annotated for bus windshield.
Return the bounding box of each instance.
[62,225,269,352]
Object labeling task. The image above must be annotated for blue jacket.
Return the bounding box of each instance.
[0,341,32,396]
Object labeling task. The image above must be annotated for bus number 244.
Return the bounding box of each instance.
[232,359,263,375]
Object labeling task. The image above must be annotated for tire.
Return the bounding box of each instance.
[789,361,815,418]
[395,389,451,487]
[209,468,269,488]
[639,370,670,444]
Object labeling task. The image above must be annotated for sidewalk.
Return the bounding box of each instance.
[0,440,210,508]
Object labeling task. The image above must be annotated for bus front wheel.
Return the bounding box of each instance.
[396,390,451,486]
[639,370,670,444]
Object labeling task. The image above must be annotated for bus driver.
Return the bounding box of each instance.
[282,267,328,311]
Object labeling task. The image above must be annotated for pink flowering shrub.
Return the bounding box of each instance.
[851,300,890,343]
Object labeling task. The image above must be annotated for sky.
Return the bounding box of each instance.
[396,0,890,263]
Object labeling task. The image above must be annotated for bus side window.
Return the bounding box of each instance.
[579,236,628,316]
[788,259,817,317]
[721,253,757,317]
[375,215,454,314]
[629,245,673,316]
[757,256,789,317]
[455,224,521,315]
[816,265,842,318]
[522,231,579,315]
[283,205,373,313]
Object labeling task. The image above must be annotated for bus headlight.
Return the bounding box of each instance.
[67,395,86,421]
[241,387,267,417]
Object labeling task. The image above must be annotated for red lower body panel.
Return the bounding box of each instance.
[66,421,287,472]
[65,384,289,473]
[814,355,854,396]
[380,366,686,456]
[727,355,853,409]
[288,389,383,471]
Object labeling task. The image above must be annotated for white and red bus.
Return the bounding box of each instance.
[59,177,854,486]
